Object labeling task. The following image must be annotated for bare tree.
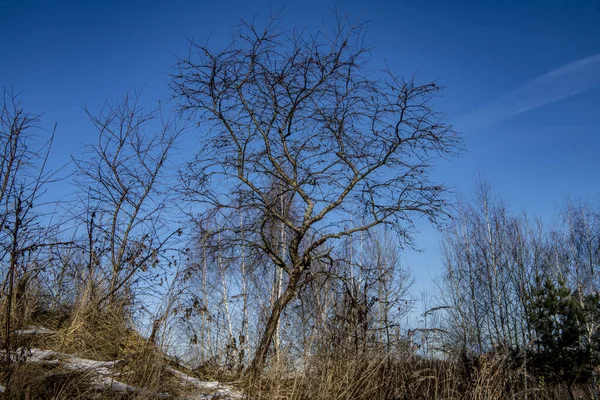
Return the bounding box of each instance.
[316,228,413,355]
[441,183,527,354]
[173,14,460,376]
[73,93,182,309]
[0,89,61,394]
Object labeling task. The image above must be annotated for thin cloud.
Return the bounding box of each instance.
[457,53,600,130]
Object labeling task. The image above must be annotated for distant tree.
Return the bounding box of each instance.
[441,181,548,356]
[322,229,412,355]
[173,14,461,376]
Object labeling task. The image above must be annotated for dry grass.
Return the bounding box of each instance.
[2,362,106,400]
[2,295,597,399]
[54,304,134,361]
[53,303,180,398]
[241,353,460,400]
[0,298,179,399]
[239,351,599,400]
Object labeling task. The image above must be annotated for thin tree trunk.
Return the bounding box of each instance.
[273,196,285,364]
[239,213,249,369]
[202,239,210,359]
[4,196,21,398]
[217,231,236,366]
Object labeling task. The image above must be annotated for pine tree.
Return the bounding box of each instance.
[527,275,599,383]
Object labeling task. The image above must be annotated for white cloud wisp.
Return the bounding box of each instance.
[458,53,600,130]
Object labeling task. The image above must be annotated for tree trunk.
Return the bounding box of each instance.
[248,274,298,378]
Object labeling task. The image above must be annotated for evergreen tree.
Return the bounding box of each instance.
[527,275,599,383]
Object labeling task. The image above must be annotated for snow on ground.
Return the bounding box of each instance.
[168,367,243,399]
[3,325,243,399]
[26,348,137,393]
[14,326,56,335]
[2,345,242,399]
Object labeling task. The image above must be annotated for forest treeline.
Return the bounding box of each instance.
[441,183,600,398]
[0,13,598,400]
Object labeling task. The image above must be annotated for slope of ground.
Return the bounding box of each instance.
[0,325,243,399]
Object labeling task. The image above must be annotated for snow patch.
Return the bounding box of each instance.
[24,348,136,393]
[167,367,243,399]
[14,326,56,335]
[2,345,243,399]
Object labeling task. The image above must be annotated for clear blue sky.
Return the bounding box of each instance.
[2,0,600,299]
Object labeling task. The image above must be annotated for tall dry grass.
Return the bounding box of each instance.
[240,350,597,400]
[1,284,597,399]
[0,293,181,399]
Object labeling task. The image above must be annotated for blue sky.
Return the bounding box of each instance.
[2,0,600,299]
